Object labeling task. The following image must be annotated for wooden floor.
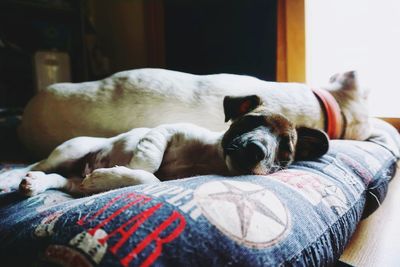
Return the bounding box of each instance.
[340,163,400,266]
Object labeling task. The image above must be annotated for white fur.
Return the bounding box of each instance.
[18,68,369,159]
[0,68,371,196]
[9,123,230,196]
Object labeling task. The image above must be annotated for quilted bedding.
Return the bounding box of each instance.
[0,119,399,267]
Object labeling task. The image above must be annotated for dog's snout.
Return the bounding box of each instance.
[245,141,267,163]
[224,140,268,171]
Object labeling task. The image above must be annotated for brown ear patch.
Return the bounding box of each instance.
[223,95,262,122]
[239,99,252,115]
[295,127,329,160]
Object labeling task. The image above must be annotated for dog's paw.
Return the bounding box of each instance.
[81,167,160,193]
[19,171,48,197]
[0,169,27,193]
[81,168,120,193]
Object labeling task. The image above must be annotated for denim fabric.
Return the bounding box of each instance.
[0,121,399,267]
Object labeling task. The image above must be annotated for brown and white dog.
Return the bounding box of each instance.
[2,96,329,196]
[18,68,370,159]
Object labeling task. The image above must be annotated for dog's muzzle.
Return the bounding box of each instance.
[223,131,277,175]
[225,140,267,168]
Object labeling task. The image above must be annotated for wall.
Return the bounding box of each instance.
[88,0,148,73]
[164,0,277,81]
[306,0,400,117]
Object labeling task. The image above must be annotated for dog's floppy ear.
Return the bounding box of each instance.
[223,95,262,122]
[295,127,329,160]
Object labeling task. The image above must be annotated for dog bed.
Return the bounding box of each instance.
[0,118,399,267]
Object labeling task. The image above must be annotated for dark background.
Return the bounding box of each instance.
[165,0,277,80]
[0,0,278,109]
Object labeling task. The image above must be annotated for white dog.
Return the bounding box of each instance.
[7,95,330,196]
[18,69,370,159]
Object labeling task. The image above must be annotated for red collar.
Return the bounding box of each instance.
[312,88,344,139]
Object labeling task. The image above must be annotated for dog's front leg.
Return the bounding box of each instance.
[81,166,160,193]
[129,126,172,173]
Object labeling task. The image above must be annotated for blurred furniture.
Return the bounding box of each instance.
[0,0,88,108]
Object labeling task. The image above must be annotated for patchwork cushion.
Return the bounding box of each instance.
[0,119,398,266]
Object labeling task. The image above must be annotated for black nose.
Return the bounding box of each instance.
[245,141,267,164]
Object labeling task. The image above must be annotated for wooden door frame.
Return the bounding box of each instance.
[276,0,305,82]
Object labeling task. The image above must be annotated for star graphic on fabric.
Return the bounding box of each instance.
[207,181,286,240]
[323,184,339,196]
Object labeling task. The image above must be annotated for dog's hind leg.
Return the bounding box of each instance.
[32,136,107,173]
[20,165,160,196]
[0,136,105,193]
[81,166,160,193]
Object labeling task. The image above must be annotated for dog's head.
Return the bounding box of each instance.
[222,95,329,175]
[325,70,371,140]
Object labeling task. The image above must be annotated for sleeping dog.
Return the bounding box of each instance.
[18,69,370,159]
[2,96,329,196]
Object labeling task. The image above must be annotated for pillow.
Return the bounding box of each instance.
[0,119,398,266]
